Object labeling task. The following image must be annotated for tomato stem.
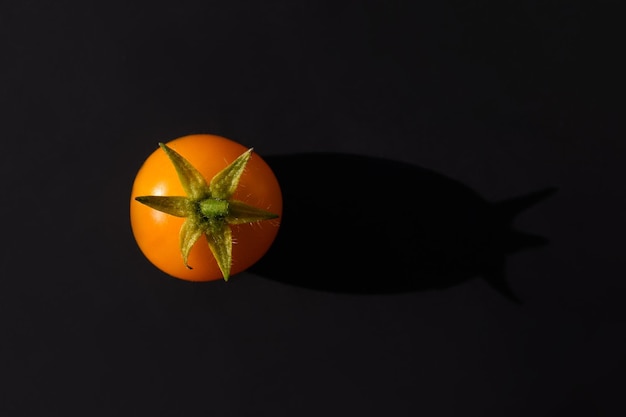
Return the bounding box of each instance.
[198,199,229,219]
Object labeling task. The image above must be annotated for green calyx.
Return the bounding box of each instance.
[135,143,279,281]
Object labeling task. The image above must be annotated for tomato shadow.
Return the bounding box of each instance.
[249,153,557,302]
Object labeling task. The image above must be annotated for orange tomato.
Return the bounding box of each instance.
[130,134,282,281]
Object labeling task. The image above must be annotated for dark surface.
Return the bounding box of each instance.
[1,1,624,416]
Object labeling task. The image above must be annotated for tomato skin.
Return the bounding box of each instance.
[130,134,282,281]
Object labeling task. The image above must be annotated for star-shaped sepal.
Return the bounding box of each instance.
[135,143,279,281]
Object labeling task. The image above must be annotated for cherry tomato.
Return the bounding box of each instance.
[130,134,282,282]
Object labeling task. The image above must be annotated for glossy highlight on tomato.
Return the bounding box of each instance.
[130,134,282,282]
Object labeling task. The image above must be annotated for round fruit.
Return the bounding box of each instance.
[130,133,282,281]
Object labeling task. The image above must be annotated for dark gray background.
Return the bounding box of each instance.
[1,1,624,416]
